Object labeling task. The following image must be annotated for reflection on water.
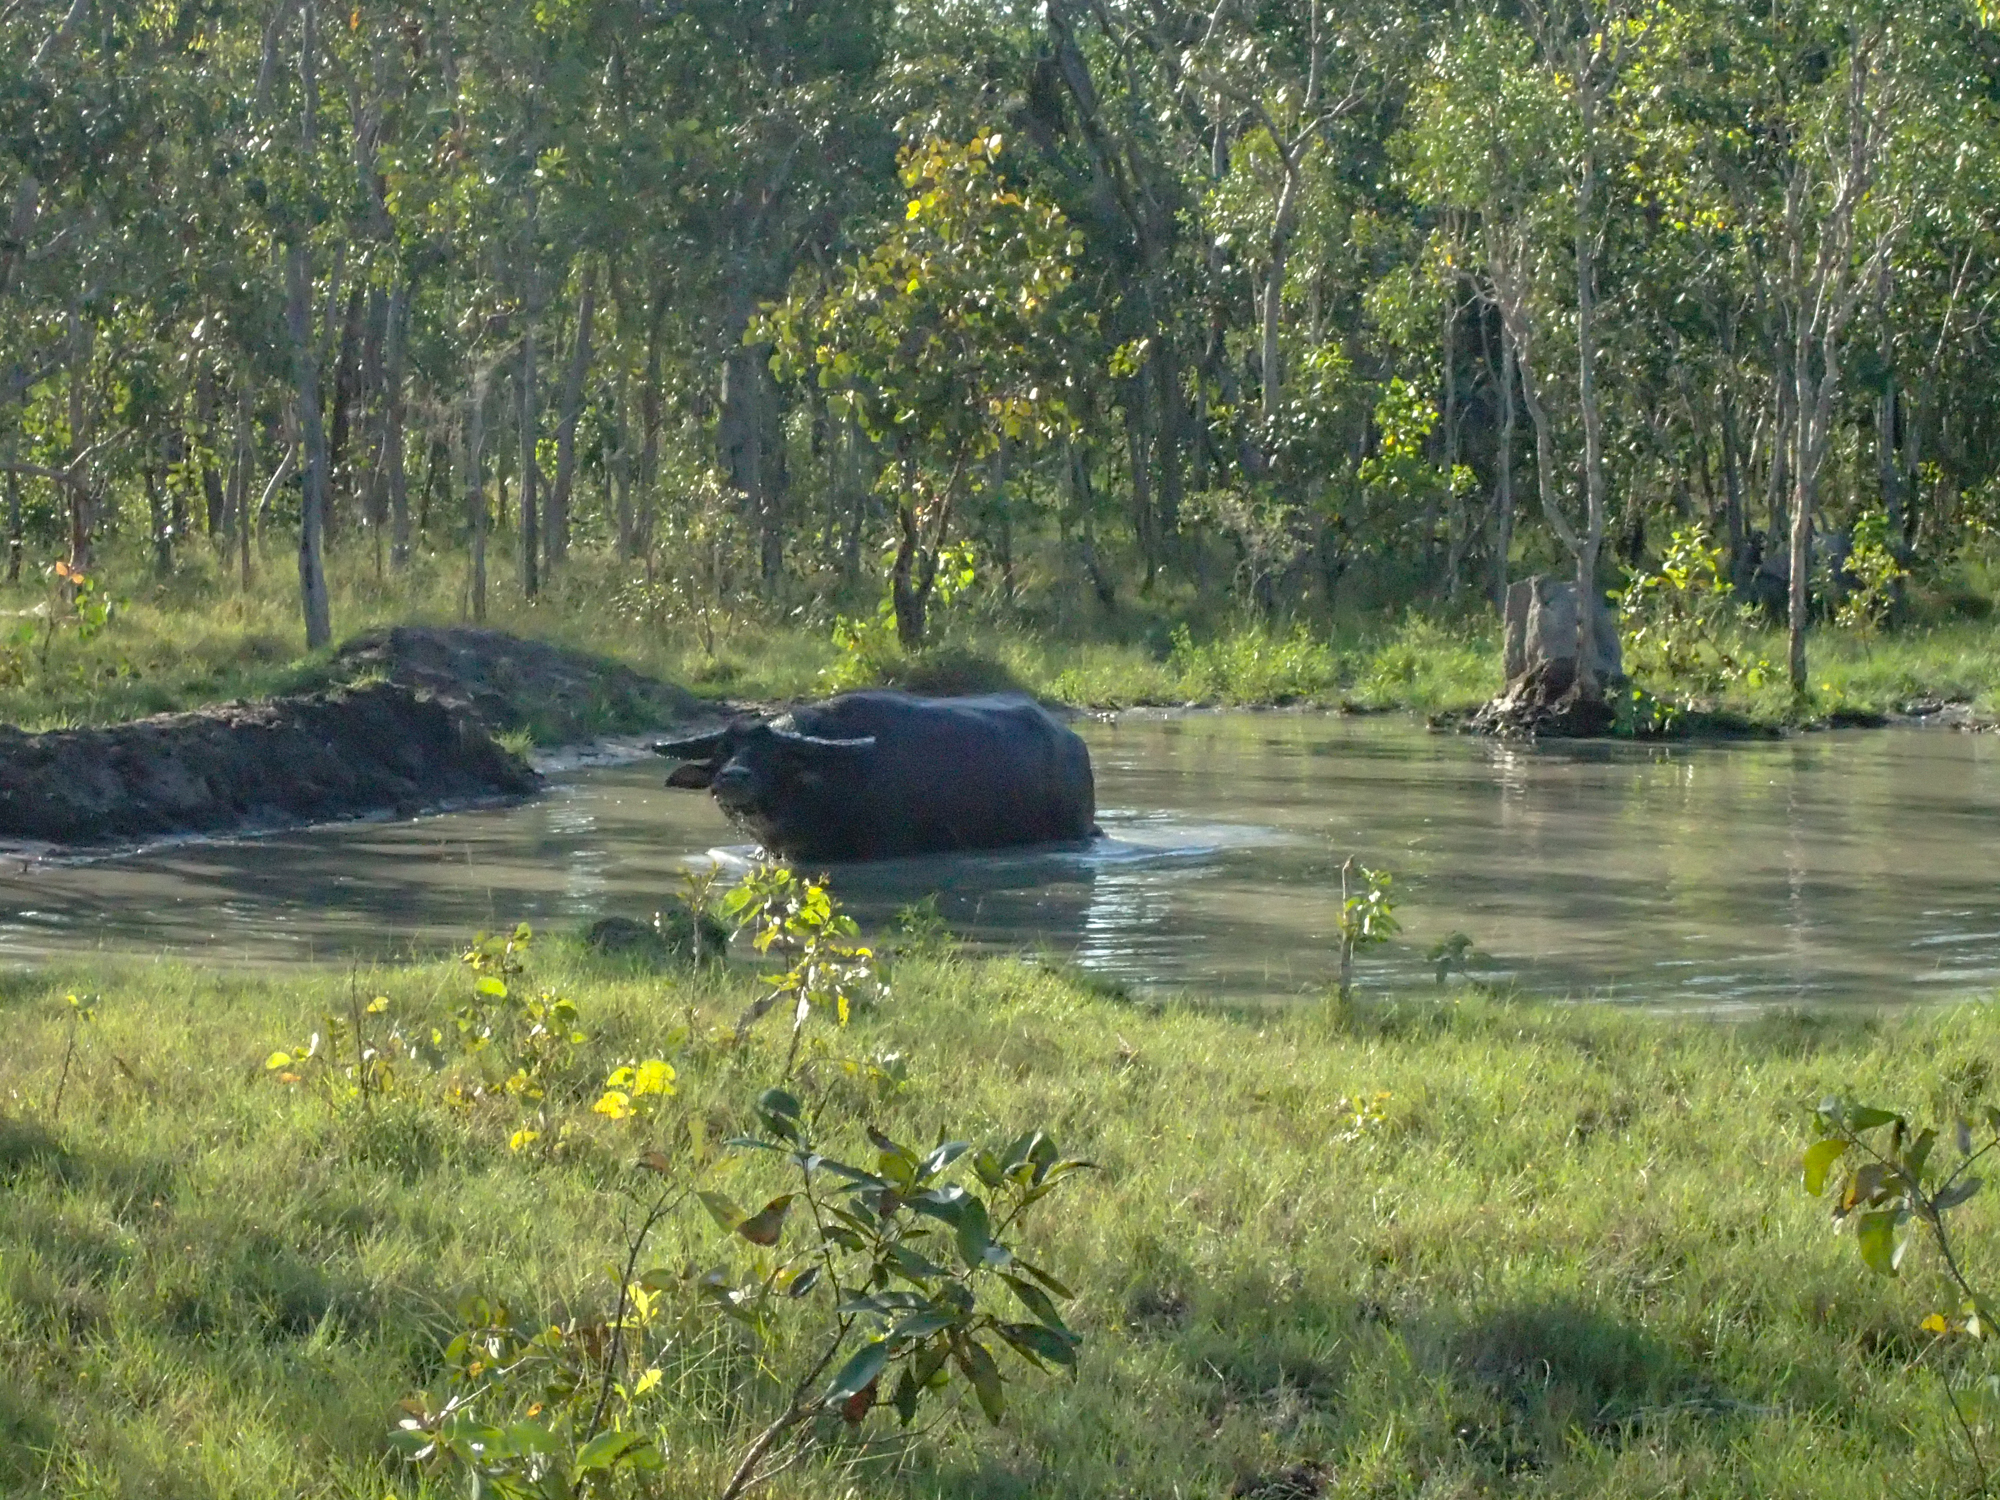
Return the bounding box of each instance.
[4,714,2000,1009]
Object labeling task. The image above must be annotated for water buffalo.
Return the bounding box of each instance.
[652,690,1097,862]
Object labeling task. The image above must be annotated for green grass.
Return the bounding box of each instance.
[6,936,2000,1498]
[1699,621,2000,723]
[0,539,1504,730]
[6,538,2000,737]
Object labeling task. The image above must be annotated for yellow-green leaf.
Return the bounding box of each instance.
[1803,1137,1850,1196]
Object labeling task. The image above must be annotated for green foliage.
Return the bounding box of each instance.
[1336,859,1400,1003]
[1802,1096,2000,1480]
[1836,510,1910,632]
[1164,622,1339,705]
[711,1102,1089,1432]
[723,864,887,1049]
[1619,525,1769,698]
[387,869,1088,1500]
[1,562,117,689]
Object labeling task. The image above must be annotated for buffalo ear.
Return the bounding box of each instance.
[665,761,717,790]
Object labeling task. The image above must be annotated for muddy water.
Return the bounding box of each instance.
[4,715,1999,1009]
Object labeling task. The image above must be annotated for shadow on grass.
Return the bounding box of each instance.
[0,1375,60,1493]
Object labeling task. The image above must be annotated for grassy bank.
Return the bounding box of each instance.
[4,541,2000,734]
[6,933,2000,1498]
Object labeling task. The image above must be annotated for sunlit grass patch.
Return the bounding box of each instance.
[3,939,1999,1497]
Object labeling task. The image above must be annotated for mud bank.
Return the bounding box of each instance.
[0,681,539,844]
[0,627,711,846]
[330,625,702,744]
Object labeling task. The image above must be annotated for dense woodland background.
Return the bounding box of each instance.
[5,0,2000,684]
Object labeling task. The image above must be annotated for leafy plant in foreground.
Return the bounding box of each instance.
[1337,858,1400,1003]
[701,1090,1090,1500]
[264,987,403,1112]
[394,869,1092,1500]
[722,863,887,1065]
[47,991,95,1119]
[1804,1096,2000,1485]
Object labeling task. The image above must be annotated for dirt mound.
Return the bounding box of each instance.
[332,626,702,743]
[0,681,539,845]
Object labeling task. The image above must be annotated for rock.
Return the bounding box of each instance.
[582,900,729,966]
[0,681,539,844]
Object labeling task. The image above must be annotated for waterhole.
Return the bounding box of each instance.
[5,714,1998,1010]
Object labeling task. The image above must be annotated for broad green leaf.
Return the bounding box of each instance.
[955,1195,994,1268]
[888,1243,952,1282]
[572,1429,651,1474]
[1934,1176,1984,1212]
[1002,1273,1069,1333]
[825,1339,890,1404]
[697,1191,746,1233]
[887,1308,959,1342]
[958,1338,1006,1422]
[1803,1137,1850,1196]
[1855,1209,1902,1275]
[892,1364,922,1425]
[758,1088,803,1141]
[1014,1258,1076,1300]
[1847,1106,1900,1131]
[998,1320,1079,1367]
[920,1140,971,1179]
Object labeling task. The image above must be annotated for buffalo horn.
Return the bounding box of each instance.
[768,727,877,751]
[651,729,728,760]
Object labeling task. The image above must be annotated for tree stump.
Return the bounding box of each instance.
[1469,576,1623,737]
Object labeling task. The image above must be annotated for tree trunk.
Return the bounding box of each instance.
[840,412,867,582]
[285,241,333,650]
[518,312,540,598]
[1489,312,1517,609]
[327,280,364,538]
[146,456,171,575]
[1442,291,1467,600]
[196,365,225,537]
[548,260,595,570]
[361,289,389,580]
[66,306,92,573]
[640,294,664,557]
[890,499,928,650]
[1126,369,1156,586]
[4,419,20,584]
[233,374,255,588]
[466,369,489,622]
[1571,57,1608,698]
[1153,337,1184,544]
[611,364,634,560]
[889,459,958,650]
[383,282,410,568]
[1719,376,1746,586]
[720,339,786,584]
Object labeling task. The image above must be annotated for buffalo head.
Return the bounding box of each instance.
[653,718,876,834]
